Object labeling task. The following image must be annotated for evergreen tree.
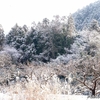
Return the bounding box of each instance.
[6,24,27,50]
[67,15,76,37]
[89,19,100,32]
[0,24,5,50]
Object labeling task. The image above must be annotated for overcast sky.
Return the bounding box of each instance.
[0,0,97,34]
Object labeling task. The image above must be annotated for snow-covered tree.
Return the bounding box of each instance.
[0,24,5,50]
[67,56,100,97]
[67,15,76,37]
[6,24,27,50]
[0,51,12,67]
[89,19,100,32]
[3,45,21,65]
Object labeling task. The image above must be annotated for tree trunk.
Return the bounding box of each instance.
[91,89,95,96]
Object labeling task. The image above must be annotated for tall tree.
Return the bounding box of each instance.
[67,15,76,37]
[0,24,5,50]
[6,24,26,50]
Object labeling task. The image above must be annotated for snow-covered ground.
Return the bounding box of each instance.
[46,94,100,100]
[0,93,100,100]
[0,93,11,100]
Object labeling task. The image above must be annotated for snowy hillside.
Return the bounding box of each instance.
[73,0,100,30]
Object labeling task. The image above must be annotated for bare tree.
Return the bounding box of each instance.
[67,56,100,96]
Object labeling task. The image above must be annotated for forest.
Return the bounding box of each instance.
[0,0,100,100]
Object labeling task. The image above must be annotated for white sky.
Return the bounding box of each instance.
[0,0,97,34]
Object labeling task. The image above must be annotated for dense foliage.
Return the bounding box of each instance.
[6,16,75,63]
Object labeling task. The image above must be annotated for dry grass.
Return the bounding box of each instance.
[0,64,99,100]
[4,79,62,100]
[1,65,63,100]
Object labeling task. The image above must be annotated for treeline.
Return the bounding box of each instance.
[2,15,76,63]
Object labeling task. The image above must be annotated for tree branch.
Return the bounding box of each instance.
[93,77,100,82]
[76,78,93,91]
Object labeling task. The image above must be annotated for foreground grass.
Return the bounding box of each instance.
[0,79,99,100]
[0,63,99,100]
[1,80,61,100]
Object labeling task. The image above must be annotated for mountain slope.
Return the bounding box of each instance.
[73,0,100,30]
